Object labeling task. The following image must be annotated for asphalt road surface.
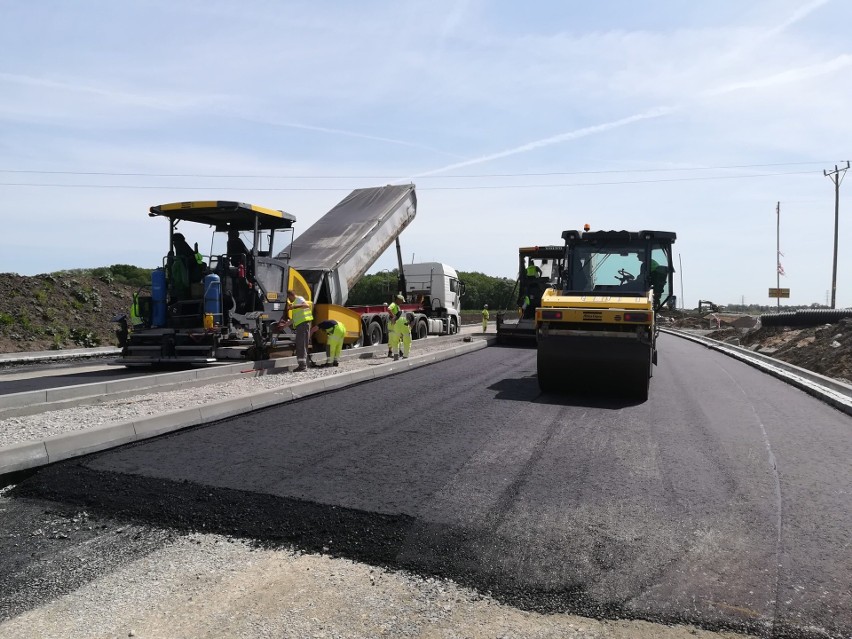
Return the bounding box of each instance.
[5,334,851,637]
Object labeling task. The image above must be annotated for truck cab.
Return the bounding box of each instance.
[402,262,463,316]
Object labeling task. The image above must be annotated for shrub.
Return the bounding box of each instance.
[69,328,101,348]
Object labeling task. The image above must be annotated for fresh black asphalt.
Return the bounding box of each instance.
[5,335,852,637]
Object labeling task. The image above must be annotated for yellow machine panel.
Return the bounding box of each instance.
[312,304,363,345]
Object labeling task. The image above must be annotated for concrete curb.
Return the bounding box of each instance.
[0,340,393,418]
[662,328,852,417]
[0,337,491,475]
[0,347,122,364]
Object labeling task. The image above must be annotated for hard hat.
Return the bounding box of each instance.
[483,304,488,308]
[396,294,405,301]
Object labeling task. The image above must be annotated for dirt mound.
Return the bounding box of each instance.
[0,272,136,353]
[673,312,852,385]
[745,319,852,384]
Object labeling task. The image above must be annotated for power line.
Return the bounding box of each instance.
[0,169,824,191]
[0,161,839,180]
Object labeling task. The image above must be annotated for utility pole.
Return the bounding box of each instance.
[776,201,781,310]
[824,161,850,309]
[678,253,684,310]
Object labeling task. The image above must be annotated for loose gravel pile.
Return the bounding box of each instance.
[0,522,747,639]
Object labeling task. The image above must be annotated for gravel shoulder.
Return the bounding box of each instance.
[0,512,748,639]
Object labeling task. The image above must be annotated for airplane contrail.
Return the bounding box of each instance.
[407,106,679,179]
[406,0,836,180]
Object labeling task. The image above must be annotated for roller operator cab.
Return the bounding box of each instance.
[116,200,312,365]
[535,229,677,400]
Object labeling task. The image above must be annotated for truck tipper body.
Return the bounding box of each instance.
[286,185,464,347]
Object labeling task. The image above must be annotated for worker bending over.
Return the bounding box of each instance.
[311,320,346,367]
[390,311,412,361]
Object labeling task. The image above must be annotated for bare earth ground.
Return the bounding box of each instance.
[0,272,134,353]
[669,312,852,385]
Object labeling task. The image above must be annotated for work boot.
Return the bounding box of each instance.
[294,364,307,372]
[332,361,339,367]
[387,350,393,358]
[393,354,399,361]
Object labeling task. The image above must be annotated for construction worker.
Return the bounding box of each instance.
[277,289,314,371]
[518,294,530,319]
[393,312,412,360]
[311,319,346,367]
[127,292,146,333]
[648,258,667,302]
[526,258,542,279]
[481,304,489,332]
[387,293,404,358]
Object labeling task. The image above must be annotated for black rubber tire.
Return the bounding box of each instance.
[366,321,383,346]
[415,320,428,340]
[449,318,458,335]
[633,361,651,402]
[536,349,560,393]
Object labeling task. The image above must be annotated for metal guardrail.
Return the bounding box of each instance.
[662,328,852,417]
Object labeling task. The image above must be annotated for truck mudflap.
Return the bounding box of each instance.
[536,330,653,400]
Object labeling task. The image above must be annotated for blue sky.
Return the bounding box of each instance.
[2,0,851,308]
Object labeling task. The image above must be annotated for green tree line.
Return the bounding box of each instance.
[345,269,519,310]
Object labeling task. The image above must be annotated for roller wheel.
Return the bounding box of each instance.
[536,350,560,393]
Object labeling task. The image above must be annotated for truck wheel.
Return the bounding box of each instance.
[449,318,458,334]
[415,320,428,340]
[367,321,383,346]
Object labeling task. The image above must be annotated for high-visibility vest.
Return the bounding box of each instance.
[388,302,400,316]
[130,293,142,325]
[482,308,489,320]
[291,296,313,327]
[526,265,538,277]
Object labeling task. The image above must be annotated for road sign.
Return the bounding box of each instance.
[768,288,790,298]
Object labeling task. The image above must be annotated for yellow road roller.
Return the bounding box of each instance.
[535,229,676,400]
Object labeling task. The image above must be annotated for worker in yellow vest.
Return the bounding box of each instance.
[277,289,314,372]
[392,312,412,360]
[311,319,346,367]
[387,293,404,358]
[481,304,489,332]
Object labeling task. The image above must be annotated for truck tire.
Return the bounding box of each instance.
[367,321,383,346]
[415,320,428,340]
[449,317,458,334]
